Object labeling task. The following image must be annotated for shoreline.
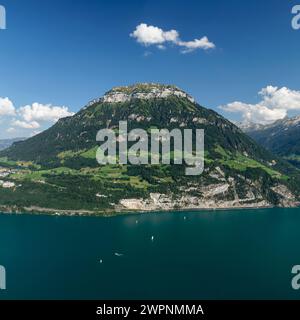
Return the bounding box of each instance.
[0,203,298,218]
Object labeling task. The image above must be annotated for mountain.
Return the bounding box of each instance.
[0,83,299,215]
[241,116,300,168]
[0,138,25,151]
[236,121,266,132]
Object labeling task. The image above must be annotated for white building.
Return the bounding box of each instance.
[2,181,15,188]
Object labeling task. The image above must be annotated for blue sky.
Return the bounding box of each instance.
[0,0,300,138]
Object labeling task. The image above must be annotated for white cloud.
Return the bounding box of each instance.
[1,98,74,138]
[258,86,300,111]
[12,120,40,129]
[130,23,215,53]
[130,23,178,45]
[177,37,216,53]
[157,44,166,50]
[6,127,16,133]
[0,97,15,116]
[220,86,300,124]
[19,103,74,123]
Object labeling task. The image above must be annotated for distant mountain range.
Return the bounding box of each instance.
[240,116,300,168]
[0,138,26,151]
[0,83,299,215]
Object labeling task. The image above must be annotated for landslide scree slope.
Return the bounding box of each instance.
[0,83,299,214]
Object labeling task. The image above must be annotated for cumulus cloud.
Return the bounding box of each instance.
[220,86,300,124]
[0,98,74,137]
[0,97,15,116]
[130,23,178,45]
[19,103,74,123]
[130,23,215,53]
[177,36,216,53]
[11,120,40,129]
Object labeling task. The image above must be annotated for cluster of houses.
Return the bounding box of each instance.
[0,167,17,188]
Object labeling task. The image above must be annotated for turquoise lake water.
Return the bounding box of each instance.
[1,208,300,300]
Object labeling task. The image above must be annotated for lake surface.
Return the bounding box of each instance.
[1,208,300,300]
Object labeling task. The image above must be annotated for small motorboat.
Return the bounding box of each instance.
[114,252,124,257]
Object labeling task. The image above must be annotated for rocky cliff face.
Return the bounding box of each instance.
[86,83,195,107]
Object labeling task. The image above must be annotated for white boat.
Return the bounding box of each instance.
[151,236,154,242]
[114,253,124,257]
